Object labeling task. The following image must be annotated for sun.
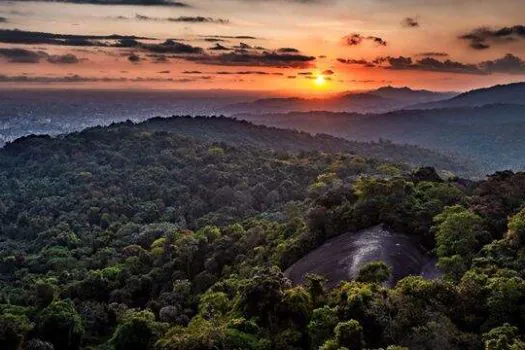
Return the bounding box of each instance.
[315,75,326,86]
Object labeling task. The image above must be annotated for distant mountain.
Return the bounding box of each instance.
[411,82,525,109]
[234,103,525,174]
[371,86,456,102]
[221,87,455,114]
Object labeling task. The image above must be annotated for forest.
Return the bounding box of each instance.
[0,117,524,350]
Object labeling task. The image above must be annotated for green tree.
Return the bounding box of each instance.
[110,309,167,350]
[36,299,84,350]
[433,205,484,279]
[356,261,391,284]
[334,320,364,350]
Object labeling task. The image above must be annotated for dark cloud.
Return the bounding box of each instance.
[47,53,81,64]
[158,70,170,73]
[459,25,525,50]
[209,43,231,51]
[345,34,363,46]
[0,48,83,64]
[322,69,334,75]
[385,56,484,74]
[204,35,258,40]
[214,71,283,75]
[479,54,525,74]
[8,0,188,6]
[336,53,525,75]
[298,72,312,75]
[183,70,203,74]
[184,51,316,68]
[133,14,229,23]
[204,38,227,42]
[336,58,376,67]
[402,17,419,28]
[0,17,7,23]
[0,48,46,63]
[128,53,141,62]
[0,29,154,46]
[343,33,387,47]
[277,47,300,53]
[416,52,449,57]
[0,74,212,84]
[169,16,229,24]
[143,40,204,54]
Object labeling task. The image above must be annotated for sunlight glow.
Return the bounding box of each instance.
[315,75,326,86]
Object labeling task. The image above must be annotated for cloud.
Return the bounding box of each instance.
[181,48,316,68]
[158,70,170,73]
[459,25,525,50]
[47,53,81,64]
[322,69,334,75]
[203,35,258,40]
[142,40,204,54]
[0,74,212,84]
[385,56,484,74]
[8,0,188,6]
[0,29,154,46]
[479,53,525,74]
[169,16,229,24]
[402,17,419,28]
[336,53,525,75]
[133,14,229,24]
[0,17,7,23]
[209,43,230,51]
[336,57,376,67]
[277,47,300,53]
[128,53,141,62]
[0,48,46,63]
[416,52,449,57]
[343,33,387,47]
[0,48,83,64]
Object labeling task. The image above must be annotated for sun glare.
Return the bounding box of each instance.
[315,75,326,87]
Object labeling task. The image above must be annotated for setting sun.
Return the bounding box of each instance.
[315,75,326,87]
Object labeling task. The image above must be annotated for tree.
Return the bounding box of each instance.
[36,299,84,350]
[110,309,166,350]
[334,320,364,350]
[308,306,339,349]
[356,261,391,284]
[433,205,485,279]
[507,207,525,245]
[483,323,525,350]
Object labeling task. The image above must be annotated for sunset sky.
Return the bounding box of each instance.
[1,0,525,93]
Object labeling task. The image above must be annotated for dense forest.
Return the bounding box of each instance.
[1,117,524,350]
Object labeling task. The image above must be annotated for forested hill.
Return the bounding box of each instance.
[1,116,524,350]
[108,116,476,176]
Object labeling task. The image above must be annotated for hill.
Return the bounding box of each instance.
[127,116,474,176]
[1,116,525,350]
[411,82,525,109]
[222,86,454,114]
[235,104,525,173]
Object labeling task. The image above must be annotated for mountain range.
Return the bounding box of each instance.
[232,82,525,173]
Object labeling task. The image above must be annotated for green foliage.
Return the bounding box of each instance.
[110,309,167,350]
[334,320,364,350]
[1,118,525,350]
[356,261,391,284]
[433,205,485,279]
[483,324,525,350]
[36,299,84,350]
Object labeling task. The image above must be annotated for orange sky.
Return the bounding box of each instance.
[1,0,525,94]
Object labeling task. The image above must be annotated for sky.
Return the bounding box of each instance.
[0,0,525,94]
